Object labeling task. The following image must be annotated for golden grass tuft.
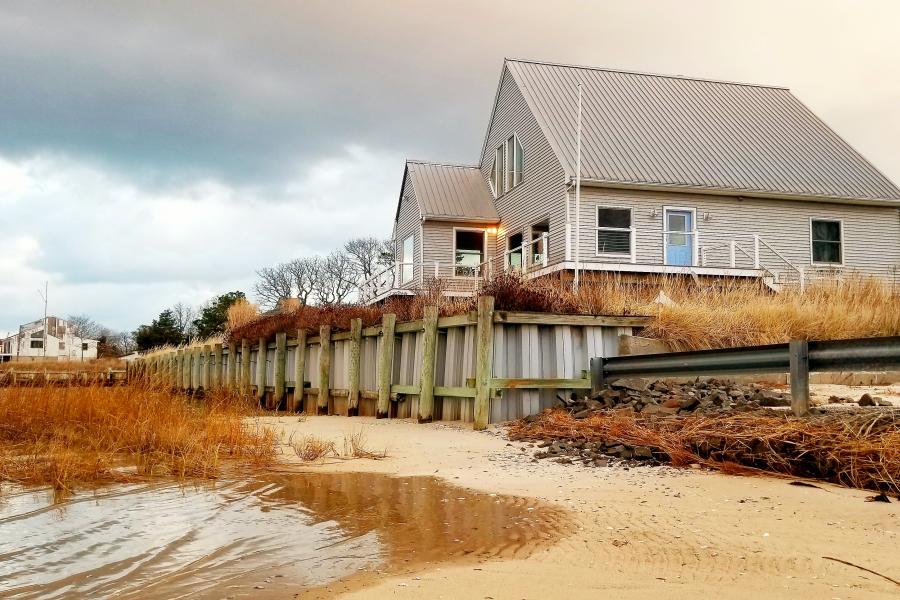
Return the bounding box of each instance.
[227,298,261,332]
[0,383,275,490]
[288,434,336,462]
[0,357,124,373]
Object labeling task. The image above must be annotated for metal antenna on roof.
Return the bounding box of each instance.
[573,83,583,291]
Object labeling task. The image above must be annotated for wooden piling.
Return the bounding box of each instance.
[317,325,331,415]
[473,296,495,430]
[256,336,267,406]
[376,313,397,419]
[191,347,201,391]
[213,343,223,390]
[226,342,237,390]
[291,329,307,412]
[274,332,287,410]
[201,344,211,390]
[240,339,251,395]
[347,318,362,416]
[418,305,439,423]
[181,348,191,390]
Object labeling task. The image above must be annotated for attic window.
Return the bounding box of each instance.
[490,135,523,197]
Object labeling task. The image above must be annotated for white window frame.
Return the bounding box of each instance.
[491,134,523,198]
[595,205,636,262]
[400,233,415,284]
[809,217,844,266]
[662,205,698,267]
[452,226,488,278]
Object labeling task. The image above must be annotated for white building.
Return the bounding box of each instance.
[1,317,99,362]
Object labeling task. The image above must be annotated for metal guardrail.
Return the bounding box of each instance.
[590,336,900,416]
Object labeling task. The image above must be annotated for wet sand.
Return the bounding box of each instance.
[270,415,900,599]
[0,471,565,599]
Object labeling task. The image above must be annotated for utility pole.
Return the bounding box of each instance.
[573,83,583,291]
[37,282,48,358]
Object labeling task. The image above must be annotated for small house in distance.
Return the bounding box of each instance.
[1,317,99,362]
[361,58,900,303]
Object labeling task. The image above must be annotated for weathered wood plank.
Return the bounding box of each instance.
[376,313,397,419]
[201,344,211,390]
[395,320,423,334]
[291,329,307,412]
[256,336,267,405]
[361,325,381,337]
[226,342,237,390]
[474,296,494,430]
[331,331,352,342]
[418,305,439,423]
[213,343,223,390]
[490,377,591,389]
[433,385,477,398]
[391,384,420,395]
[437,313,475,329]
[348,318,362,416]
[493,311,649,328]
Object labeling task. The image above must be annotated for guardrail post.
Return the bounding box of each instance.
[318,325,331,415]
[376,313,397,419]
[291,329,307,412]
[274,332,287,410]
[590,357,605,396]
[789,339,810,416]
[474,295,495,430]
[418,305,439,423]
[348,319,362,416]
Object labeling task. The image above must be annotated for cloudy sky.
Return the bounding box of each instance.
[2,0,899,335]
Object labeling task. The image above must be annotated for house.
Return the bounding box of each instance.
[360,58,900,303]
[0,317,99,362]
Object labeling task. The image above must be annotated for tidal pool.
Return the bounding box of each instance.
[0,471,565,599]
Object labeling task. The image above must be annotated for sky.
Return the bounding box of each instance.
[2,0,899,335]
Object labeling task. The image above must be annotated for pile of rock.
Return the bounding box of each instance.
[533,438,662,467]
[558,377,791,418]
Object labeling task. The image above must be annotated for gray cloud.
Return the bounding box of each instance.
[1,0,898,332]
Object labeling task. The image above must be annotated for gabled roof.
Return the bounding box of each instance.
[403,160,499,222]
[504,59,900,203]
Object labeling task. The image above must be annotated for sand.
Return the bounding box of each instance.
[265,415,900,599]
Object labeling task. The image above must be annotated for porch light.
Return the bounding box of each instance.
[486,226,498,235]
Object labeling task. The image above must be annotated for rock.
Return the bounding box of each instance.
[573,409,592,419]
[858,393,875,407]
[679,396,700,410]
[641,404,662,416]
[874,397,892,407]
[611,377,649,392]
[633,446,654,459]
[662,397,682,409]
[658,406,679,415]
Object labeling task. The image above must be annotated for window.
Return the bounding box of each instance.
[811,219,842,264]
[401,234,414,284]
[30,340,43,349]
[490,135,523,197]
[82,343,89,351]
[596,207,633,256]
[454,229,485,276]
[531,222,549,265]
[59,342,66,351]
[507,232,523,271]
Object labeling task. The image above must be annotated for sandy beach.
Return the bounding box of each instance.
[266,413,900,600]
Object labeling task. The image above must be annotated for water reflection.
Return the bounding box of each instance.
[0,472,565,599]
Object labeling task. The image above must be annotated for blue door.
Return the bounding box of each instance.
[665,210,694,266]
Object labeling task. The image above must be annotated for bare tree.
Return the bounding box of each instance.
[378,237,395,267]
[313,250,357,304]
[253,263,294,308]
[171,302,197,340]
[344,236,387,281]
[67,314,101,339]
[284,257,319,305]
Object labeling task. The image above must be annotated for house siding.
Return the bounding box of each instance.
[479,67,568,268]
[423,220,497,281]
[576,186,900,276]
[394,169,423,287]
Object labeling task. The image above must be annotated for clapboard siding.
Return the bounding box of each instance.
[479,66,569,267]
[394,169,422,287]
[576,187,900,275]
[422,220,498,280]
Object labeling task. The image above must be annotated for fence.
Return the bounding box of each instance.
[130,297,647,429]
[590,336,900,416]
[0,368,126,386]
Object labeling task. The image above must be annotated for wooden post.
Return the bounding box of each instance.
[474,296,495,430]
[317,325,331,415]
[291,329,307,412]
[226,342,237,390]
[168,352,177,389]
[240,339,251,395]
[191,347,201,391]
[274,332,287,410]
[347,318,362,416]
[418,306,439,423]
[213,343,223,390]
[256,336,267,406]
[182,348,191,390]
[376,313,397,419]
[201,344,211,390]
[789,339,810,417]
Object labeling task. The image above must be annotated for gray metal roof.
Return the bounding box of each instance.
[406,160,499,222]
[506,59,900,203]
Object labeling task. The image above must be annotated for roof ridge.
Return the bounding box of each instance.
[406,159,481,169]
[505,57,789,90]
